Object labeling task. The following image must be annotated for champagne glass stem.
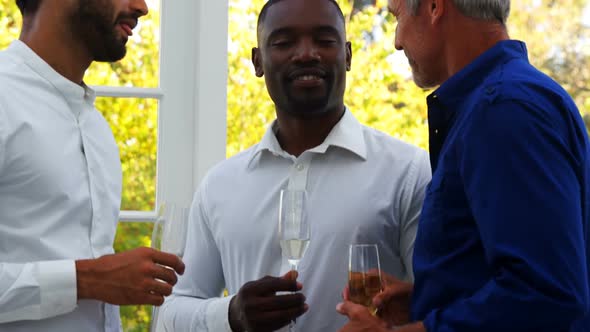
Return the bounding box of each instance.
[288,259,299,331]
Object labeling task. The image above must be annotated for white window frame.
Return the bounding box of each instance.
[93,0,229,223]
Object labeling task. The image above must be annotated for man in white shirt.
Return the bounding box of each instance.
[0,1,185,331]
[159,0,431,331]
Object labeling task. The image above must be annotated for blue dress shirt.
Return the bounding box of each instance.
[411,40,590,332]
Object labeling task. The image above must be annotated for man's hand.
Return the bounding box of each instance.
[341,271,413,327]
[76,247,185,306]
[373,273,413,326]
[336,300,390,332]
[228,271,308,332]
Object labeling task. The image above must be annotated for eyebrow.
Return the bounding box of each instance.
[266,25,343,42]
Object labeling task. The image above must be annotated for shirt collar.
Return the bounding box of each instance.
[248,108,368,166]
[431,40,528,106]
[7,40,95,104]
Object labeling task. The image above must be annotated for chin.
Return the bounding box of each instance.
[94,46,127,62]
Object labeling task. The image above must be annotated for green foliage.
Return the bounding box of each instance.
[1,0,589,331]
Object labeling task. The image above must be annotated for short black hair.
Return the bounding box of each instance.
[15,0,42,15]
[256,0,346,33]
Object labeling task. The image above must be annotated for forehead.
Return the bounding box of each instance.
[260,0,345,38]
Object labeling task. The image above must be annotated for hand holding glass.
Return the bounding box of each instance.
[348,244,383,315]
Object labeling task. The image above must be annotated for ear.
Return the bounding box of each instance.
[252,47,264,77]
[429,0,445,24]
[345,41,352,71]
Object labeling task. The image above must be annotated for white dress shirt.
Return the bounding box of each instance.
[160,110,431,331]
[0,41,122,331]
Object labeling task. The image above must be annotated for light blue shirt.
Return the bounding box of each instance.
[160,110,431,331]
[0,40,122,332]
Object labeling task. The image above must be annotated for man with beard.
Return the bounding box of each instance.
[336,0,590,331]
[159,0,430,331]
[0,0,185,331]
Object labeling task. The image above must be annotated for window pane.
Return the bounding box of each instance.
[96,97,158,211]
[85,0,161,88]
[114,221,154,332]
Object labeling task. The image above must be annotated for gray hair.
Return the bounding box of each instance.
[406,0,511,24]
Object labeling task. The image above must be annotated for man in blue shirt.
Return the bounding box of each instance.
[337,0,590,331]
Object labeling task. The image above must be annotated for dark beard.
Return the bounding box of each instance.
[281,77,334,117]
[69,0,127,62]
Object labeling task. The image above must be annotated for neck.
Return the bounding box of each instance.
[19,15,93,85]
[442,14,509,81]
[275,105,345,157]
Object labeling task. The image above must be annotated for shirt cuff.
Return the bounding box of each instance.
[206,295,234,332]
[38,260,77,318]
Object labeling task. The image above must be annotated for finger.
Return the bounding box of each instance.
[342,285,350,300]
[373,283,411,307]
[248,293,306,312]
[336,301,372,320]
[379,271,399,285]
[281,271,303,290]
[145,293,166,306]
[151,250,185,275]
[254,303,309,331]
[246,276,300,295]
[151,264,178,285]
[148,279,174,297]
[281,270,298,281]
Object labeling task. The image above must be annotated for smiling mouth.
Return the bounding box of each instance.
[295,75,323,81]
[118,23,133,37]
[290,74,325,88]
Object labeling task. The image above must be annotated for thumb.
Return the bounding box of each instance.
[336,301,371,320]
[281,270,303,291]
[281,270,298,281]
[373,289,390,308]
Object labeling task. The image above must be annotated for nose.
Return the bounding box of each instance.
[394,25,403,51]
[130,0,149,17]
[292,38,320,63]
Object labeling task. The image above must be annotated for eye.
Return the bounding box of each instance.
[271,40,292,48]
[317,39,337,46]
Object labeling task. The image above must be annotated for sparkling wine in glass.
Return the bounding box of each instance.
[348,244,383,315]
[278,189,310,272]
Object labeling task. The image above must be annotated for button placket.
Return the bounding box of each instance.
[288,154,312,191]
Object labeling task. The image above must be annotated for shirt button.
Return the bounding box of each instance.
[434,129,439,134]
[296,164,305,171]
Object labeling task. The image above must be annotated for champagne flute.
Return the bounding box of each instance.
[348,244,383,315]
[149,202,189,332]
[151,203,189,258]
[278,189,310,272]
[278,189,309,332]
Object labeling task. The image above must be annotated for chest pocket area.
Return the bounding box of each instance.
[416,174,445,258]
[417,171,472,258]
